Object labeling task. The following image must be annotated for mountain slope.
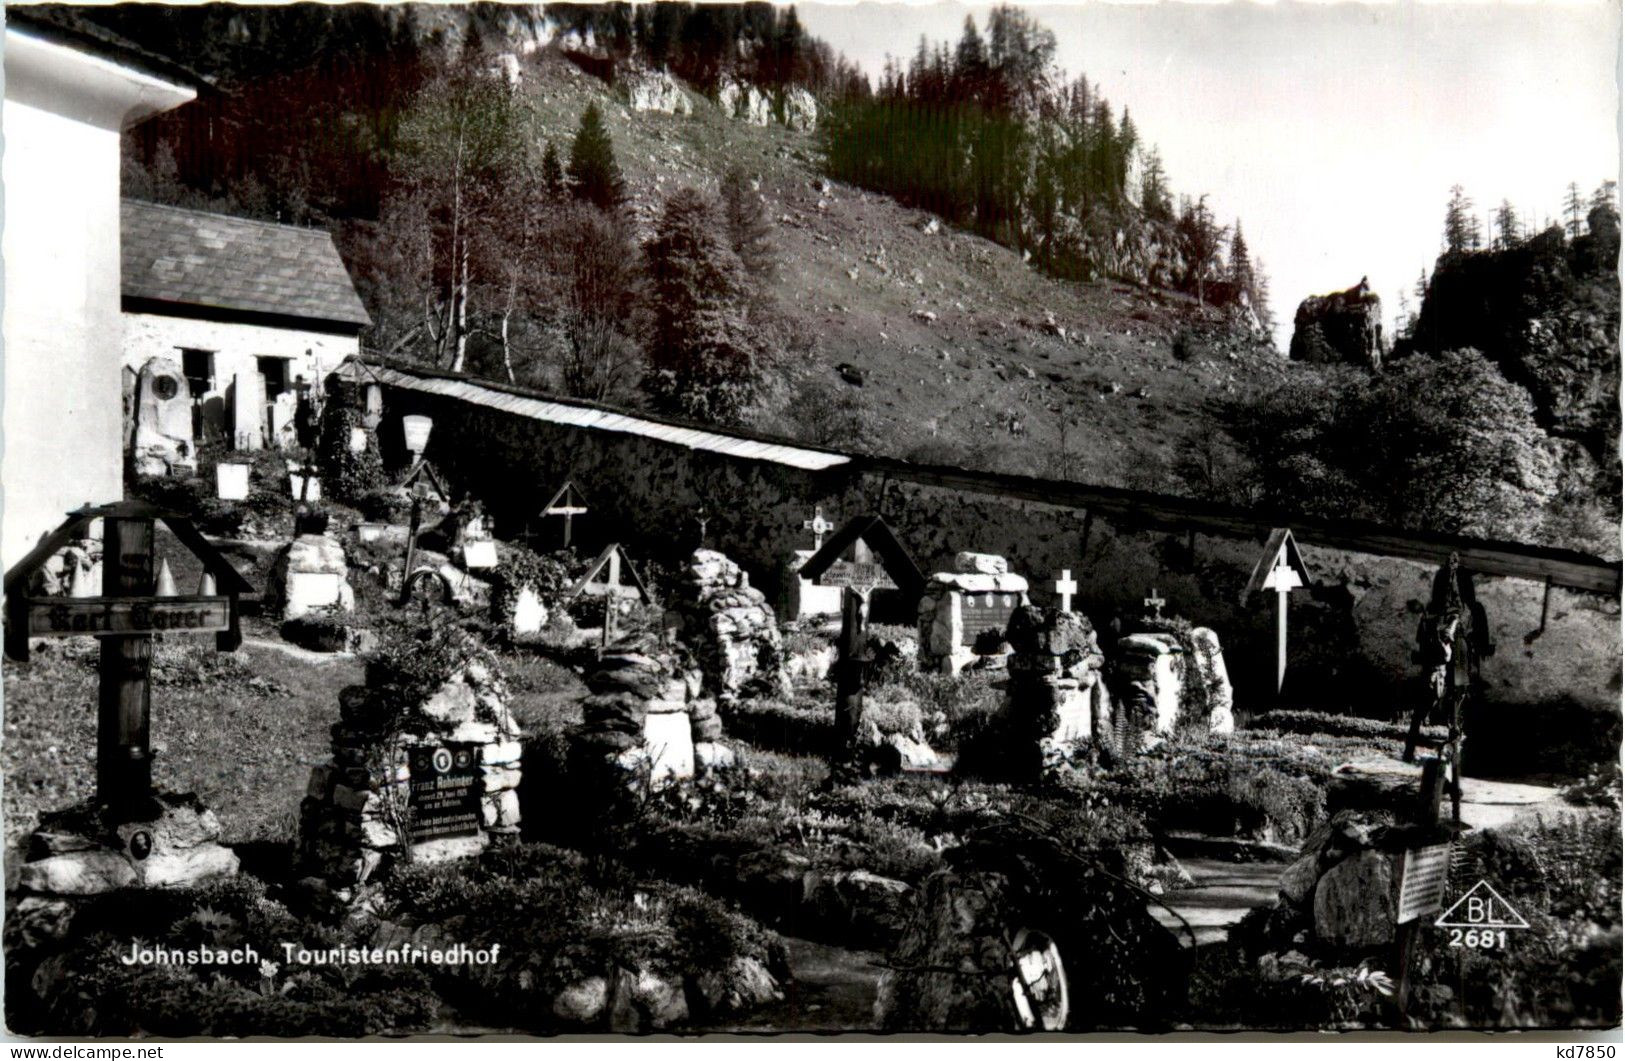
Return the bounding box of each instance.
[516,54,1284,489]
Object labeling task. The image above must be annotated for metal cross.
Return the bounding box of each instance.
[696,506,709,547]
[1144,587,1166,621]
[803,506,834,550]
[1054,569,1077,613]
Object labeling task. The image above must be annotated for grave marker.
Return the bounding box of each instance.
[407,744,482,843]
[565,543,651,655]
[803,506,835,551]
[541,480,588,549]
[4,501,251,816]
[800,516,924,756]
[1143,587,1166,621]
[1244,528,1313,697]
[1053,569,1077,613]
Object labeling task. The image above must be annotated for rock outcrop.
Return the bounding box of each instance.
[626,68,692,115]
[1290,281,1384,369]
[1403,225,1621,452]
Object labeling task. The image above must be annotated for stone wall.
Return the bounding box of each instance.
[374,383,1622,718]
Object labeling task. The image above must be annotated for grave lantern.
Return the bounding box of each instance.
[402,414,434,458]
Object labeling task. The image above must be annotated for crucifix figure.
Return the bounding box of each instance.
[803,506,834,551]
[1143,587,1166,621]
[696,506,710,548]
[1054,569,1078,613]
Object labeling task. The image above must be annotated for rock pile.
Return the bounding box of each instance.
[1000,606,1111,774]
[298,658,523,899]
[16,794,239,896]
[1250,809,1446,953]
[1111,633,1183,753]
[569,649,736,785]
[671,549,788,704]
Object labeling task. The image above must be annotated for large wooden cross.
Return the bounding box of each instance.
[1244,528,1312,698]
[4,501,251,820]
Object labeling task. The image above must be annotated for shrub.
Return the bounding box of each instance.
[314,404,385,505]
[1251,709,1446,743]
[488,545,577,634]
[9,875,439,1037]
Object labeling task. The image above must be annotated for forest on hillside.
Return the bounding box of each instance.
[96,2,1618,553]
[820,9,1270,331]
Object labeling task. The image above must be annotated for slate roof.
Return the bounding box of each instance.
[121,199,371,331]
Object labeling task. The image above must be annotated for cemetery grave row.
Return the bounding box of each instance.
[1,379,1615,1036]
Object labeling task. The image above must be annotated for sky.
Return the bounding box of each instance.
[798,0,1621,349]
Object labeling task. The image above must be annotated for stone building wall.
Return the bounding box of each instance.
[373,383,1621,718]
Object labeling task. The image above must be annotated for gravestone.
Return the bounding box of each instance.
[511,583,548,639]
[131,357,196,477]
[458,510,498,571]
[917,552,1030,674]
[1000,606,1108,776]
[216,462,251,501]
[268,534,355,619]
[1188,627,1235,734]
[570,650,732,790]
[230,369,264,450]
[1111,634,1183,753]
[270,390,300,449]
[672,549,787,703]
[299,655,523,895]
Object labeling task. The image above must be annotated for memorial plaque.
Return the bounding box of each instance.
[1396,842,1452,924]
[820,560,897,594]
[408,744,482,843]
[961,591,1019,644]
[27,595,231,637]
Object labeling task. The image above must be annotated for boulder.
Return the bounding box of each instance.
[693,956,783,1015]
[954,552,1009,575]
[553,977,609,1024]
[1188,627,1235,734]
[1312,849,1395,949]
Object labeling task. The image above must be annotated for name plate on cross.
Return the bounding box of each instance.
[26,596,231,637]
[820,560,897,596]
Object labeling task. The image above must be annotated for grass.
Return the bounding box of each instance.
[2,637,361,850]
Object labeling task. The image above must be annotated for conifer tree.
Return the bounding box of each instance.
[568,102,625,212]
[1493,199,1520,250]
[720,166,775,284]
[541,139,565,199]
[1563,180,1588,238]
[1443,185,1475,255]
[642,188,759,424]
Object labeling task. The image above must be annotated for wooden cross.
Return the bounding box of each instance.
[803,506,834,550]
[1054,569,1077,613]
[566,543,650,658]
[1143,587,1166,621]
[3,502,248,821]
[542,481,588,549]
